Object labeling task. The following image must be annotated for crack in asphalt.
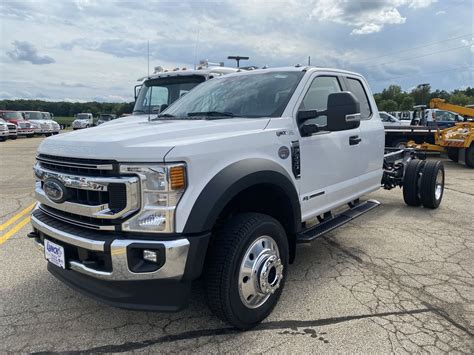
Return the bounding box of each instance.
[33,308,432,354]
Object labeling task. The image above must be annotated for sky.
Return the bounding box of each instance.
[0,0,472,103]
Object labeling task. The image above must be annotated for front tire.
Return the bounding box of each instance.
[205,213,289,329]
[420,160,445,209]
[446,148,459,162]
[393,139,408,149]
[465,144,474,168]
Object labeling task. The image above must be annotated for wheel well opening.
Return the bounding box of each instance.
[212,184,298,262]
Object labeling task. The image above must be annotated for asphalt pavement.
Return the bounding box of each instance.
[0,136,473,353]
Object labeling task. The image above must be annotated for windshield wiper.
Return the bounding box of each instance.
[187,111,235,118]
[157,113,175,118]
[133,110,146,114]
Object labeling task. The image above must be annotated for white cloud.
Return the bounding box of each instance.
[311,0,436,35]
[435,10,446,15]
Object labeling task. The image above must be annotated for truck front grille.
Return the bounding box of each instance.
[35,155,139,230]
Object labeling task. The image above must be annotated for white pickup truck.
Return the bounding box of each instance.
[29,66,445,329]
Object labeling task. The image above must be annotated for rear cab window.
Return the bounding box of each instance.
[344,77,372,119]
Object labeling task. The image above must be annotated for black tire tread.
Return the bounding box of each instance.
[446,148,459,162]
[205,213,285,329]
[403,160,424,206]
[420,160,444,209]
[465,144,474,168]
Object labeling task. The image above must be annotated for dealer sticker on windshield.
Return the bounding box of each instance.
[44,239,65,269]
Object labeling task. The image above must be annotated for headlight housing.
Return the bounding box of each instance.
[120,163,187,233]
[0,125,7,131]
[30,122,40,128]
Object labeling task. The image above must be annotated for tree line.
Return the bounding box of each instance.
[0,99,135,117]
[374,85,474,112]
[1,85,473,117]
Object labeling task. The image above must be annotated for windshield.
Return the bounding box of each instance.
[3,112,23,120]
[42,112,52,120]
[163,71,304,119]
[99,115,113,121]
[26,112,43,120]
[133,75,206,114]
[76,114,90,120]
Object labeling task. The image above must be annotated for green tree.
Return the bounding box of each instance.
[400,96,415,110]
[450,92,472,106]
[411,84,431,105]
[378,99,398,112]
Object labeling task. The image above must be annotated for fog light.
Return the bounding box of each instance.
[143,249,158,263]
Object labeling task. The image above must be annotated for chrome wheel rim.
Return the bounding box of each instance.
[435,169,444,200]
[238,235,283,309]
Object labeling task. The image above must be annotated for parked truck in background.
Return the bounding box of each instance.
[22,111,55,136]
[0,118,17,141]
[72,113,94,130]
[0,110,35,138]
[29,66,445,329]
[104,61,239,127]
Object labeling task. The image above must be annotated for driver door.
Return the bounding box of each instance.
[296,74,362,221]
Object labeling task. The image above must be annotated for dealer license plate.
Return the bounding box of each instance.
[44,239,65,269]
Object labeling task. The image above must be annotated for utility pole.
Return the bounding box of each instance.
[417,83,430,105]
[227,56,249,68]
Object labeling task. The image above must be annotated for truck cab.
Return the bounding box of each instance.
[0,110,35,137]
[29,66,444,329]
[72,113,94,130]
[105,62,239,126]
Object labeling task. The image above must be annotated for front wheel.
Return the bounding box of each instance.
[446,148,459,162]
[205,213,289,329]
[465,144,474,168]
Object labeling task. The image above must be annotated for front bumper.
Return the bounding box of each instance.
[17,128,35,136]
[30,208,210,310]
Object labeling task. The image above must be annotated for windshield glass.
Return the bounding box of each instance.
[133,75,206,114]
[26,112,43,120]
[163,71,304,119]
[99,115,114,121]
[42,112,52,119]
[3,112,23,120]
[76,114,90,120]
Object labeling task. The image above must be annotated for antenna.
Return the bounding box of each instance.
[147,40,150,78]
[308,56,311,65]
[227,56,249,68]
[193,28,200,70]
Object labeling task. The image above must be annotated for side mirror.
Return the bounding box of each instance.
[296,110,318,125]
[134,85,142,101]
[326,91,361,131]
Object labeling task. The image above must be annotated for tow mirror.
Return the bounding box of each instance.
[297,110,318,125]
[326,91,361,131]
[134,85,142,101]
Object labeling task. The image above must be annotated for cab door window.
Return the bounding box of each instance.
[345,77,372,119]
[298,76,342,128]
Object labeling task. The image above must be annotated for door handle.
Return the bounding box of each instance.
[349,135,362,145]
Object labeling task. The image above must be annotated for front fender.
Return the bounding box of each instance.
[182,158,301,234]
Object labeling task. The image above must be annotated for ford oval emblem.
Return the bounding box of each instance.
[278,146,290,159]
[44,178,67,203]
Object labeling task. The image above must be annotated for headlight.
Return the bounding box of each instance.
[120,163,187,233]
[30,122,40,128]
[0,125,7,131]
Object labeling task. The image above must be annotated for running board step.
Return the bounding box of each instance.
[296,199,380,243]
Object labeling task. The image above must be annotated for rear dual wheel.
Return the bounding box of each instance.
[403,159,444,209]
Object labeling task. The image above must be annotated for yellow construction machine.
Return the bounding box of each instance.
[408,99,474,168]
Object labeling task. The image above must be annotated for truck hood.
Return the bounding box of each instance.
[38,118,270,162]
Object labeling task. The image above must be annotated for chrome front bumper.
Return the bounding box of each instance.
[31,212,190,281]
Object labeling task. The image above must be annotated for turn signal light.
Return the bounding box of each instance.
[170,166,186,190]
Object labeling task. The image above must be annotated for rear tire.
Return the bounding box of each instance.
[403,160,425,206]
[205,213,288,329]
[446,148,459,162]
[465,144,474,168]
[420,160,444,209]
[10,136,17,140]
[393,139,408,149]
